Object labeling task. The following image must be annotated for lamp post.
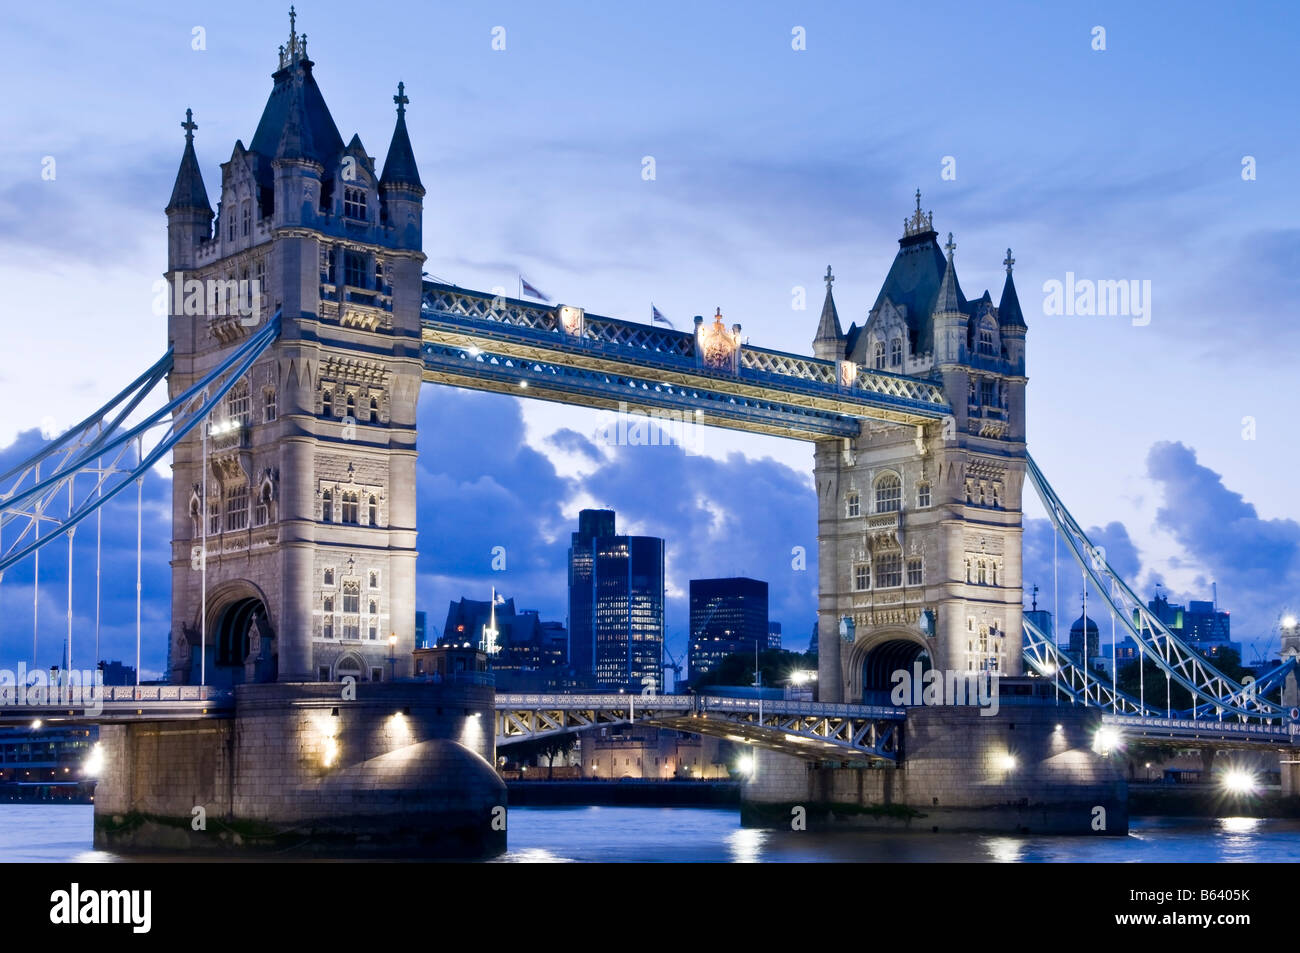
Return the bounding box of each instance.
[387,633,397,681]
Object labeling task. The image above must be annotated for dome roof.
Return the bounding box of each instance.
[1069,614,1100,635]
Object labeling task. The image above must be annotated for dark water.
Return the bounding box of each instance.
[6,804,1299,862]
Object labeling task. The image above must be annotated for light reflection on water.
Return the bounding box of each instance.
[6,804,1300,863]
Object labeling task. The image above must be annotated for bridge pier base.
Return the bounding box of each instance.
[740,704,1127,835]
[93,682,506,858]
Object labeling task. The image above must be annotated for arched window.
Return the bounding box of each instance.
[241,202,251,237]
[255,484,271,526]
[322,597,334,639]
[369,396,379,422]
[368,570,379,589]
[977,559,987,585]
[263,389,276,423]
[873,342,885,370]
[341,491,359,524]
[965,558,972,583]
[226,382,250,426]
[874,553,902,588]
[991,561,999,586]
[917,483,931,508]
[322,390,333,417]
[889,338,902,368]
[978,320,996,356]
[875,474,901,513]
[368,600,377,616]
[367,495,378,526]
[322,489,333,522]
[345,394,356,418]
[846,491,860,518]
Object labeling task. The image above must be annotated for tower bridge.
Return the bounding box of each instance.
[1,11,1296,852]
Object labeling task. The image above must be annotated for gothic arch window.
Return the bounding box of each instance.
[917,482,931,508]
[323,568,335,586]
[977,559,988,585]
[241,201,251,238]
[965,557,973,583]
[991,483,1002,508]
[906,556,923,587]
[991,561,999,586]
[873,341,885,371]
[853,564,868,591]
[227,213,236,242]
[322,597,334,639]
[226,382,250,426]
[978,319,996,356]
[263,389,276,423]
[846,491,860,518]
[874,553,902,589]
[368,599,377,616]
[369,396,379,422]
[255,484,271,526]
[189,496,201,537]
[225,483,249,532]
[345,394,356,419]
[368,570,380,589]
[875,473,902,513]
[341,491,359,524]
[343,186,368,222]
[322,489,333,523]
[889,338,903,368]
[367,495,378,526]
[322,390,333,417]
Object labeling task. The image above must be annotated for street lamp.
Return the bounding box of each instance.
[387,633,397,681]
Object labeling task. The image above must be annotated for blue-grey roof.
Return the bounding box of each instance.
[166,138,212,214]
[865,230,969,356]
[999,271,1026,329]
[250,61,344,175]
[380,112,422,190]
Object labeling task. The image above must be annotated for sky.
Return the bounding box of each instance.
[0,0,1297,676]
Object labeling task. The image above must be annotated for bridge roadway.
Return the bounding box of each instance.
[3,687,1293,755]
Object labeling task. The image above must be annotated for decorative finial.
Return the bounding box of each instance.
[181,108,197,143]
[1003,248,1015,275]
[280,6,301,68]
[394,81,409,118]
[300,33,307,59]
[824,265,834,289]
[944,232,956,259]
[903,189,935,238]
[289,5,296,37]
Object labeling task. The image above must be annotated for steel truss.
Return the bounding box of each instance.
[0,314,281,574]
[1025,453,1285,722]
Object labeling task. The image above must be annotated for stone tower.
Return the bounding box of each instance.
[814,193,1027,703]
[165,12,425,685]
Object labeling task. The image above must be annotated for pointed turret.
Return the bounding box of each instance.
[274,67,317,163]
[935,232,962,315]
[380,81,423,190]
[998,248,1026,329]
[380,82,424,252]
[166,109,212,215]
[812,265,844,361]
[166,109,214,271]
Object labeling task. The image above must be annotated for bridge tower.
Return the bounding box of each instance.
[813,194,1027,702]
[165,13,425,685]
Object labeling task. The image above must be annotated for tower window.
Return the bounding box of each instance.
[875,474,901,513]
[263,389,276,423]
[846,491,860,518]
[345,394,356,418]
[255,485,270,526]
[344,251,368,288]
[343,582,360,614]
[907,557,923,587]
[369,396,379,422]
[323,568,335,586]
[208,500,220,536]
[980,379,996,407]
[322,597,334,639]
[241,202,251,237]
[322,489,333,523]
[873,342,885,370]
[917,483,931,508]
[343,187,368,221]
[225,484,248,532]
[874,553,902,589]
[977,559,988,585]
[978,321,996,356]
[854,564,868,591]
[890,338,902,368]
[225,382,250,426]
[368,496,378,527]
[322,390,333,417]
[341,491,359,524]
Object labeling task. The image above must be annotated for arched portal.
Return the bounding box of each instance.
[860,638,931,705]
[204,595,276,686]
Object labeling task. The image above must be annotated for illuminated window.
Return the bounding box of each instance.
[875,474,901,513]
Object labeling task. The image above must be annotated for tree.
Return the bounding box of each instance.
[1116,646,1249,715]
[693,648,817,690]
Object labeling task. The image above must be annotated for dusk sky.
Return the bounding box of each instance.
[1,1,1297,676]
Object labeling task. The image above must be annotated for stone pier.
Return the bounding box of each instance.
[94,682,506,858]
[741,703,1128,835]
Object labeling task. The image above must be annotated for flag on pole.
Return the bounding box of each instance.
[651,303,674,329]
[520,276,550,302]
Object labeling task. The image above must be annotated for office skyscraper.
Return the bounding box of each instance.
[688,577,769,683]
[568,509,664,691]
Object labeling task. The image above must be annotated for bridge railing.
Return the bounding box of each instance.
[1103,714,1290,737]
[103,686,234,704]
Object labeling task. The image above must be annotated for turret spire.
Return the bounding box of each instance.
[935,233,961,314]
[812,264,844,360]
[166,108,212,214]
[380,80,423,190]
[999,247,1026,329]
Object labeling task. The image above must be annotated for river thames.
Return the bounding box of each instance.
[6,805,1300,862]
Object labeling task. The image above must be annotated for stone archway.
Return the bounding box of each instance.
[848,632,932,704]
[195,582,277,687]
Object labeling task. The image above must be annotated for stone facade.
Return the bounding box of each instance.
[814,200,1028,703]
[164,19,424,685]
[94,682,505,857]
[742,705,1128,834]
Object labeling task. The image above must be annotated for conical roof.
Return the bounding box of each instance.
[380,82,422,190]
[166,109,212,214]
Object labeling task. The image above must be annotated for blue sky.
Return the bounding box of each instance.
[1,1,1297,675]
